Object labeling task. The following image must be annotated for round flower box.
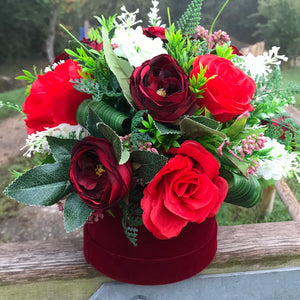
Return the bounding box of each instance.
[83,207,217,285]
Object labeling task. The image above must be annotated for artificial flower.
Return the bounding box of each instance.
[69,137,132,211]
[23,59,91,134]
[191,54,256,123]
[141,140,228,239]
[130,54,196,123]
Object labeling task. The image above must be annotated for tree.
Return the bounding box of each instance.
[254,0,300,64]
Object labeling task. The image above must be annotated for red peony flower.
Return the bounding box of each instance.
[142,26,167,42]
[69,137,132,211]
[23,59,91,134]
[190,54,256,123]
[130,54,196,123]
[141,140,228,239]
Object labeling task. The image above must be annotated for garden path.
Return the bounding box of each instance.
[0,115,82,242]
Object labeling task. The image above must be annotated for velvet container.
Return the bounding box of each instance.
[83,207,217,285]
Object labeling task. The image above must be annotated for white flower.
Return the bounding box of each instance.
[22,124,89,157]
[255,138,299,181]
[114,5,142,29]
[234,46,288,80]
[148,0,164,27]
[112,26,167,67]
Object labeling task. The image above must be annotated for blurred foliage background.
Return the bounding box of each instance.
[0,0,299,65]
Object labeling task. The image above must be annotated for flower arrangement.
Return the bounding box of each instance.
[2,0,300,283]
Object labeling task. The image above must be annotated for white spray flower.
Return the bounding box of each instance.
[235,46,288,80]
[255,137,299,181]
[112,26,167,67]
[148,0,164,27]
[22,124,89,157]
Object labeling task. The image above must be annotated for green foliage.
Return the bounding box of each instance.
[221,169,262,208]
[165,24,202,73]
[189,63,215,98]
[102,27,135,109]
[251,66,299,122]
[63,192,93,232]
[120,195,144,247]
[15,66,43,95]
[176,0,204,36]
[3,162,72,206]
[214,43,235,60]
[254,0,300,61]
[130,150,168,184]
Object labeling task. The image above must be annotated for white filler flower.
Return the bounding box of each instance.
[255,137,299,181]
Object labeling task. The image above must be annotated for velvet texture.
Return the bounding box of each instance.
[83,207,217,285]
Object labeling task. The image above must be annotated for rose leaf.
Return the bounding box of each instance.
[64,192,93,232]
[102,27,136,109]
[130,150,168,183]
[96,121,130,164]
[3,162,72,206]
[180,116,226,138]
[47,136,78,162]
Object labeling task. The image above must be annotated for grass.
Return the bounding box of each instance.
[0,87,26,120]
[0,156,34,219]
[281,65,300,108]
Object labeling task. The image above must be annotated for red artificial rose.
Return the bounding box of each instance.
[69,137,132,211]
[141,140,228,239]
[23,59,91,134]
[142,26,167,42]
[190,54,256,123]
[130,54,196,123]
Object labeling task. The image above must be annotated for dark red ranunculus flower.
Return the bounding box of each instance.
[190,54,256,123]
[230,45,243,56]
[52,52,70,64]
[23,59,91,134]
[130,54,196,123]
[81,37,103,52]
[141,140,228,239]
[142,26,167,42]
[69,137,132,211]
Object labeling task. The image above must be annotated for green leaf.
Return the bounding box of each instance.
[96,122,130,164]
[47,137,78,162]
[226,116,247,138]
[102,27,135,109]
[180,116,226,138]
[130,150,168,183]
[77,99,131,136]
[154,120,182,135]
[3,162,72,206]
[63,192,93,232]
[220,169,262,208]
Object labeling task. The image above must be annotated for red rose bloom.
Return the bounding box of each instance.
[190,54,256,123]
[81,37,103,52]
[69,137,132,211]
[130,54,196,123]
[142,26,167,42]
[23,59,91,134]
[141,140,228,239]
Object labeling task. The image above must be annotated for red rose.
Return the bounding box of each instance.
[141,140,228,239]
[190,54,256,123]
[130,54,196,123]
[142,26,167,42]
[69,137,132,211]
[23,59,91,134]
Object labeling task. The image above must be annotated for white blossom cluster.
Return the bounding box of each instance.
[112,5,167,67]
[22,124,89,157]
[255,137,299,181]
[235,46,288,79]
